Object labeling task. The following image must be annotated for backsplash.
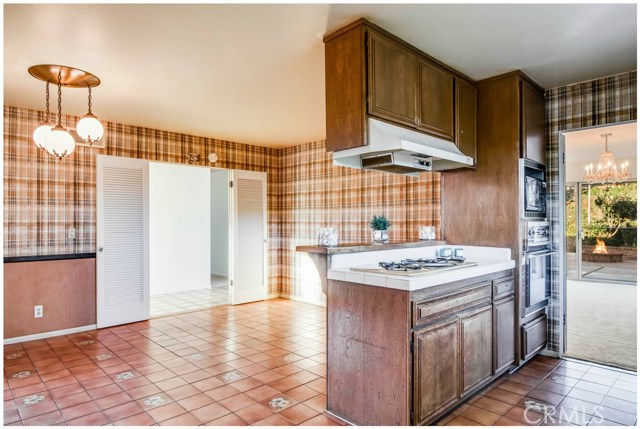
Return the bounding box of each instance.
[4,105,443,303]
[545,70,637,353]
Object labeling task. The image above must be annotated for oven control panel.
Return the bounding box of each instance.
[526,221,550,245]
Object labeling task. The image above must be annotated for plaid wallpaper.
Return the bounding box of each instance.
[3,106,282,294]
[545,71,637,353]
[279,141,441,303]
[4,106,443,302]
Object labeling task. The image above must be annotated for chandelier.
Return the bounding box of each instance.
[583,133,630,183]
[29,64,105,161]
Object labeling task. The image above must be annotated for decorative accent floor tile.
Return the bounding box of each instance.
[115,371,135,381]
[94,354,112,361]
[21,394,45,406]
[268,396,291,411]
[12,370,32,379]
[143,395,167,407]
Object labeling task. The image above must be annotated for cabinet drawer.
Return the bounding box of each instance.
[522,313,547,361]
[414,282,491,327]
[493,277,515,300]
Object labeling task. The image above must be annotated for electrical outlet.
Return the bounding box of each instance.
[34,305,43,318]
[68,227,76,239]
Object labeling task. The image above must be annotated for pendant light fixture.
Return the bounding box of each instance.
[28,64,103,160]
[76,85,104,145]
[45,69,75,160]
[32,82,53,151]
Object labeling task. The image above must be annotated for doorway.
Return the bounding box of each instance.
[97,156,268,325]
[561,122,637,370]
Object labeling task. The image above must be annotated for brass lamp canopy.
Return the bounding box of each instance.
[28,64,100,88]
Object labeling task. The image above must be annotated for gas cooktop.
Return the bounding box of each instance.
[350,258,478,277]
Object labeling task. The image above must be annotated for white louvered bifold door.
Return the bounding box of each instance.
[97,155,150,328]
[230,170,268,305]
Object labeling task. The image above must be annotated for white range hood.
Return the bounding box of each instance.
[332,118,474,176]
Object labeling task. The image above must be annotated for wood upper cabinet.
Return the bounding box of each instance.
[368,32,418,127]
[460,305,493,396]
[493,296,515,374]
[418,61,454,140]
[455,78,477,162]
[324,19,476,156]
[521,79,545,164]
[413,318,460,425]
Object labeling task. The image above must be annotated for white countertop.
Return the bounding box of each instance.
[327,245,515,292]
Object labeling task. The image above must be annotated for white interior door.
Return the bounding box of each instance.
[97,155,149,328]
[230,169,268,304]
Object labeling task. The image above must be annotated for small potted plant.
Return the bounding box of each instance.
[370,215,391,244]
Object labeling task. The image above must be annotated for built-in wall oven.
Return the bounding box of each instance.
[520,220,553,361]
[523,221,553,315]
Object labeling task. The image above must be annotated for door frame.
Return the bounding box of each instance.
[557,120,636,357]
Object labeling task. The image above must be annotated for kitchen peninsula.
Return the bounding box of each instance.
[298,242,515,426]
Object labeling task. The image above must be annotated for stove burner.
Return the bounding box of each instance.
[378,257,466,271]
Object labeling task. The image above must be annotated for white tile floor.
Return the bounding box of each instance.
[150,275,228,317]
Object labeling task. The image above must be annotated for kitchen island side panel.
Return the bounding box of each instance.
[327,280,411,426]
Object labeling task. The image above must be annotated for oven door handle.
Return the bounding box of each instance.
[526,250,556,258]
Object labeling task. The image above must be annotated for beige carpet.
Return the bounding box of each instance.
[565,279,637,371]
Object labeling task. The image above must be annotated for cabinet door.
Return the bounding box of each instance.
[493,296,515,375]
[455,78,477,161]
[460,305,493,396]
[418,61,454,140]
[413,318,460,425]
[521,80,545,164]
[368,31,418,127]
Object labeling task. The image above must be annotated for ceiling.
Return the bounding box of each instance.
[4,4,637,147]
[565,122,637,163]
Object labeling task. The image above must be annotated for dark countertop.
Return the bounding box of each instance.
[4,253,97,263]
[296,240,446,255]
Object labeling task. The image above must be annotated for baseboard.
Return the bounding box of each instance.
[280,294,326,307]
[4,324,97,345]
[540,349,560,358]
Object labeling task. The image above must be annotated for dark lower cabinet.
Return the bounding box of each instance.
[413,318,460,425]
[461,305,493,395]
[327,270,520,426]
[493,296,516,374]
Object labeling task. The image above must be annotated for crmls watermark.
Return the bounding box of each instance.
[523,400,604,425]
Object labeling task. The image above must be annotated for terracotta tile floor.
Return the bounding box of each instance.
[4,299,344,426]
[4,297,637,426]
[438,356,638,426]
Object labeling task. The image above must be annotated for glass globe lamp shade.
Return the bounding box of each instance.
[45,125,75,160]
[33,122,53,151]
[76,113,104,145]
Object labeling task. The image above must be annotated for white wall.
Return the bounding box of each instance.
[210,170,229,277]
[149,162,211,295]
